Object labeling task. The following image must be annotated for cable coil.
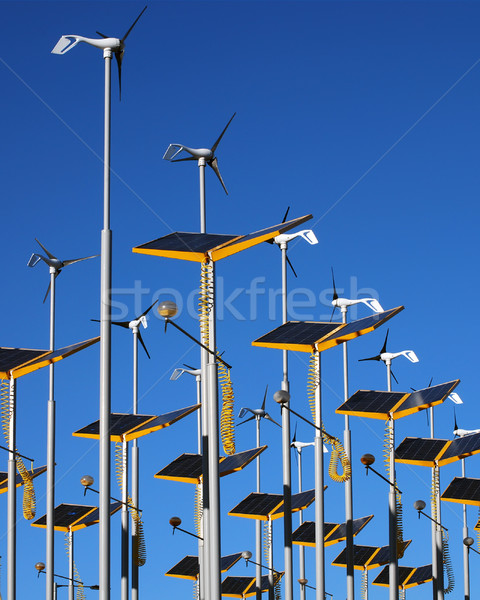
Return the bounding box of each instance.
[383,421,405,557]
[114,442,146,567]
[0,379,36,520]
[361,569,368,600]
[64,532,86,600]
[307,354,351,482]
[194,482,203,537]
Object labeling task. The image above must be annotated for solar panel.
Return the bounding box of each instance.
[228,493,284,520]
[396,381,459,418]
[154,447,265,483]
[405,564,432,588]
[331,545,380,569]
[372,566,415,587]
[0,348,47,377]
[326,515,373,546]
[370,541,413,568]
[221,576,256,597]
[0,465,47,494]
[292,516,373,547]
[133,215,312,263]
[269,489,315,520]
[336,390,406,419]
[31,502,121,532]
[316,307,404,352]
[221,553,243,573]
[252,322,342,352]
[394,437,450,466]
[73,405,199,442]
[441,477,480,506]
[438,432,480,465]
[71,502,122,529]
[165,555,199,580]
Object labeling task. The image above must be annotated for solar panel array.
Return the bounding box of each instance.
[228,492,284,520]
[253,321,340,348]
[331,545,379,568]
[165,555,199,580]
[395,433,480,467]
[292,515,373,547]
[0,348,46,374]
[441,477,480,505]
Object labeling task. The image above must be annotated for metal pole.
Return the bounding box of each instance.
[132,329,139,600]
[47,268,56,600]
[207,263,221,600]
[430,407,437,600]
[7,377,16,600]
[99,47,113,600]
[435,465,444,600]
[297,449,306,600]
[195,373,205,600]
[268,518,274,600]
[341,307,354,600]
[386,361,398,600]
[121,441,129,600]
[462,459,470,600]
[280,243,293,600]
[53,582,57,600]
[314,352,325,600]
[255,417,262,600]
[68,531,74,600]
[199,158,206,233]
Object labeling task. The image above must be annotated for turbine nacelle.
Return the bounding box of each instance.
[454,427,480,438]
[274,229,318,246]
[170,367,201,381]
[52,35,122,55]
[291,440,314,450]
[448,392,462,405]
[331,297,383,313]
[381,350,419,364]
[238,407,267,419]
[129,315,147,331]
[163,145,213,162]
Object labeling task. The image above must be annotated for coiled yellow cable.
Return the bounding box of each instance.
[194,483,203,537]
[383,421,405,556]
[263,521,271,565]
[477,508,480,552]
[361,569,368,600]
[0,379,36,520]
[199,261,236,455]
[114,442,146,567]
[274,571,282,600]
[307,355,351,482]
[442,529,454,594]
[64,532,85,600]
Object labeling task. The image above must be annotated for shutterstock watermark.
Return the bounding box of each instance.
[110,276,381,323]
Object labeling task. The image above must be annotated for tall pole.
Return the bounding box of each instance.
[429,406,437,600]
[297,448,306,600]
[314,351,325,600]
[68,531,74,600]
[132,329,139,600]
[268,517,274,600]
[199,158,206,233]
[99,47,113,600]
[255,417,262,600]
[195,372,205,600]
[207,263,221,600]
[121,440,129,600]
[462,459,470,600]
[435,464,444,600]
[341,307,354,600]
[47,268,56,600]
[7,377,16,600]
[386,361,398,600]
[280,243,293,600]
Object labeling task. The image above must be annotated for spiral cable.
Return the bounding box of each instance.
[64,532,86,600]
[477,507,480,551]
[114,442,146,567]
[306,356,351,482]
[361,569,368,600]
[194,483,203,537]
[0,379,36,520]
[383,421,405,556]
[199,261,236,455]
[263,521,271,565]
[442,529,454,594]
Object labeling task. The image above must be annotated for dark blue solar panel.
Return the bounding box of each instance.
[441,432,480,462]
[400,382,458,413]
[441,477,480,502]
[134,232,237,253]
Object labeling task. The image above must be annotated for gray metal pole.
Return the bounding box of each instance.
[341,307,354,600]
[195,373,205,600]
[7,377,16,600]
[314,352,325,600]
[121,440,129,600]
[297,449,306,600]
[280,244,293,600]
[435,465,444,600]
[268,518,274,600]
[47,268,56,600]
[386,361,398,600]
[255,417,262,600]
[99,48,113,600]
[207,263,221,600]
[199,158,206,233]
[132,329,139,600]
[429,407,437,600]
[462,459,470,600]
[68,531,74,600]
[53,582,57,600]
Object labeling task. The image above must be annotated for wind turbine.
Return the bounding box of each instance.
[93,299,156,600]
[359,331,419,600]
[237,386,280,600]
[52,8,147,600]
[28,238,97,600]
[329,268,384,600]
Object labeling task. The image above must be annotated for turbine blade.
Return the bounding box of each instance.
[96,31,109,39]
[358,355,381,362]
[261,384,268,411]
[263,413,281,428]
[286,255,298,278]
[454,407,458,432]
[137,330,151,359]
[35,238,57,260]
[183,363,197,370]
[329,305,336,323]
[115,50,123,100]
[208,157,228,194]
[237,415,256,426]
[62,254,99,267]
[428,377,433,388]
[390,369,399,385]
[426,406,429,428]
[211,112,236,153]
[111,321,130,329]
[139,299,158,319]
[291,422,297,444]
[331,267,338,301]
[380,329,389,355]
[121,5,148,42]
[282,206,290,223]
[171,157,198,162]
[27,253,42,268]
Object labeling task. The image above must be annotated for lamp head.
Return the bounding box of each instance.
[414,500,426,512]
[360,453,375,466]
[158,300,178,318]
[169,516,182,528]
[273,390,290,405]
[35,562,46,577]
[298,578,308,586]
[80,475,94,488]
[464,537,475,547]
[242,551,252,561]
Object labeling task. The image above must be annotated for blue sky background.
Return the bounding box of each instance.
[0,1,479,598]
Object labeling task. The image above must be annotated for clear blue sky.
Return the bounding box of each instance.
[0,1,479,598]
